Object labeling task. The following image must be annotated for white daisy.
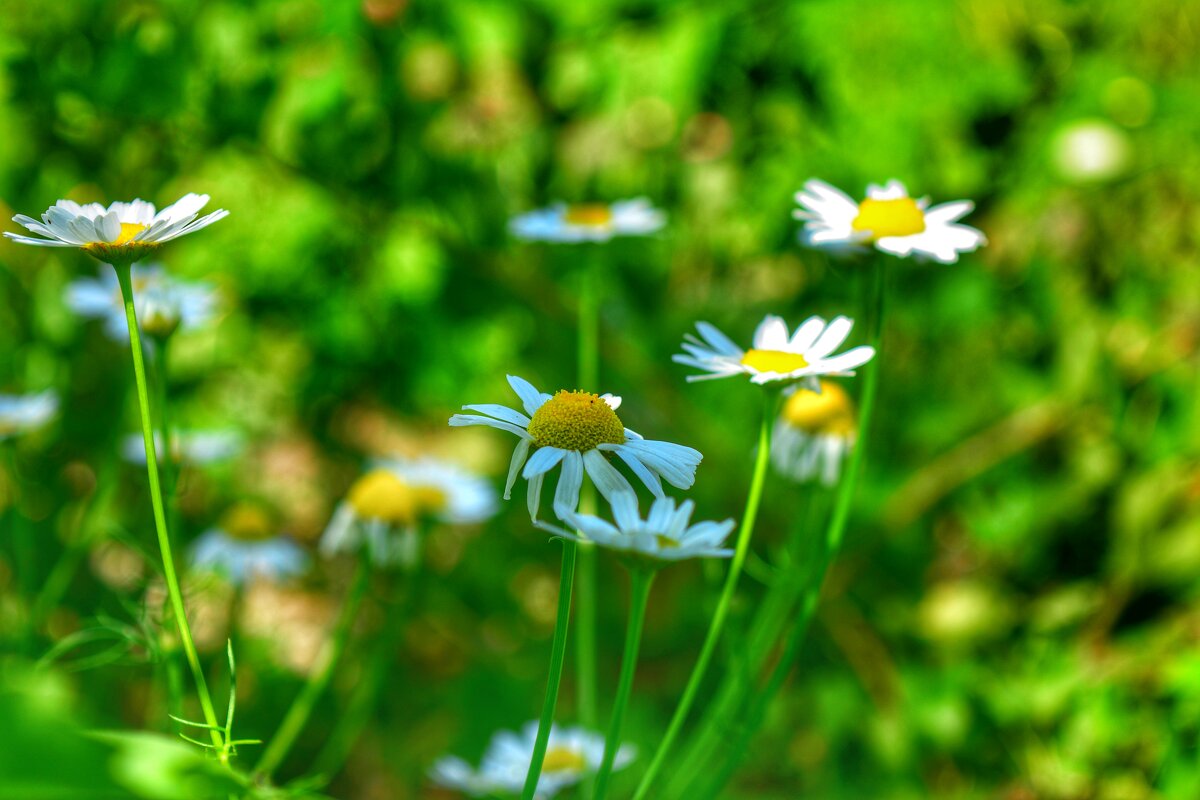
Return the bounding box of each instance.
[0,390,58,440]
[6,193,229,265]
[540,490,734,565]
[430,721,634,799]
[771,380,856,486]
[65,263,217,341]
[320,457,497,566]
[448,376,702,522]
[674,314,875,389]
[510,198,665,243]
[794,178,985,264]
[190,504,308,585]
[120,430,243,466]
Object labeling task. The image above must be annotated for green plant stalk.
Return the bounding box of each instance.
[688,259,888,799]
[575,248,600,731]
[256,552,371,778]
[632,391,776,800]
[521,540,577,800]
[153,335,183,541]
[114,263,224,753]
[593,569,654,800]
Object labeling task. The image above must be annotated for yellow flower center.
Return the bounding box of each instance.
[112,222,148,245]
[655,534,680,550]
[541,746,587,774]
[740,349,809,374]
[347,469,447,524]
[221,503,276,542]
[563,204,613,227]
[782,381,853,432]
[527,391,626,452]
[851,197,926,239]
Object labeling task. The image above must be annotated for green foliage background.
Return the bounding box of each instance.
[2,0,1199,797]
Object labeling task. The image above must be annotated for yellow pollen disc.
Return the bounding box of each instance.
[563,204,614,227]
[527,390,626,452]
[541,747,587,774]
[782,381,854,432]
[113,222,148,245]
[740,349,809,375]
[347,469,449,524]
[221,503,275,542]
[851,197,926,239]
[655,534,680,550]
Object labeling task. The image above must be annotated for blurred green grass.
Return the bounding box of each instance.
[1,0,1199,798]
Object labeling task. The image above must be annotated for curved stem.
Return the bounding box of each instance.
[575,249,600,732]
[114,263,223,753]
[593,569,654,800]
[521,540,577,800]
[633,391,775,800]
[256,552,371,778]
[691,258,888,799]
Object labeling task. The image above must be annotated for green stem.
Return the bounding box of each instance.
[593,569,654,800]
[256,552,371,778]
[632,391,776,800]
[153,335,182,542]
[690,259,888,799]
[114,263,223,753]
[575,250,600,732]
[521,540,577,800]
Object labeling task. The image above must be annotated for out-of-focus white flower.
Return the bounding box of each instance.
[1051,119,1132,184]
[450,375,702,521]
[121,430,243,466]
[771,380,856,486]
[65,263,217,341]
[190,503,308,586]
[794,179,985,264]
[674,315,874,390]
[0,391,58,440]
[6,194,228,265]
[320,457,497,566]
[510,198,665,243]
[430,721,634,798]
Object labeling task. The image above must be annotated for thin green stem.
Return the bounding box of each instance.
[690,259,888,799]
[153,335,182,542]
[114,263,223,753]
[632,391,776,800]
[593,569,654,800]
[256,552,371,778]
[575,250,600,732]
[521,540,577,800]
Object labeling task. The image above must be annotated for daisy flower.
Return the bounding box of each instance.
[448,376,702,521]
[0,391,58,440]
[320,457,496,566]
[190,503,308,585]
[430,721,634,799]
[771,380,856,486]
[510,198,665,243]
[674,314,875,389]
[794,178,985,264]
[65,263,217,342]
[6,193,229,266]
[540,490,734,566]
[120,430,243,466]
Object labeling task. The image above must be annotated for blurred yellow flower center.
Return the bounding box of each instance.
[528,391,626,452]
[564,204,613,227]
[851,197,925,239]
[541,746,587,773]
[655,535,680,550]
[740,349,809,374]
[221,504,275,542]
[782,381,853,432]
[347,469,447,524]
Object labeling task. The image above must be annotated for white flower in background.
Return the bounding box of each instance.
[772,380,856,486]
[510,198,665,243]
[65,263,217,341]
[674,314,875,389]
[430,721,634,799]
[541,490,734,565]
[120,430,243,466]
[190,503,308,585]
[5,194,228,264]
[0,391,58,440]
[320,457,496,566]
[794,179,985,264]
[449,376,702,522]
[1051,119,1132,184]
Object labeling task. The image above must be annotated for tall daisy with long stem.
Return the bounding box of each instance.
[511,196,666,734]
[7,193,229,750]
[632,313,875,799]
